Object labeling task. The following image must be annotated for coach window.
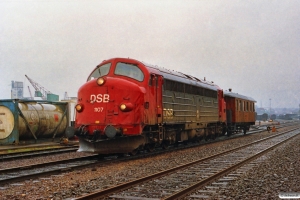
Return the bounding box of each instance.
[88,63,111,81]
[115,62,144,81]
[239,100,242,111]
[177,82,184,93]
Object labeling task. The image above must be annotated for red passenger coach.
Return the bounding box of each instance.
[72,57,255,155]
[224,90,256,135]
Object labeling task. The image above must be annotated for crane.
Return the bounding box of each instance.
[25,75,52,100]
[27,86,34,100]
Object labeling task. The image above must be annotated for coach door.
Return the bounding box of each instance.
[149,74,163,124]
[156,75,163,124]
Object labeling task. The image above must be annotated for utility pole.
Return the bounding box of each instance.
[27,86,33,100]
[269,98,272,119]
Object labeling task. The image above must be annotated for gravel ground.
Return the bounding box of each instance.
[216,132,300,200]
[0,125,298,200]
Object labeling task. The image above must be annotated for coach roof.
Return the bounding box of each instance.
[141,61,219,91]
[224,90,256,102]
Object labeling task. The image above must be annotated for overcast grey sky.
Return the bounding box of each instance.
[1,0,299,108]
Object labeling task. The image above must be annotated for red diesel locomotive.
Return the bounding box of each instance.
[73,58,256,154]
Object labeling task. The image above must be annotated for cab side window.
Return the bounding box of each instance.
[88,63,111,81]
[115,62,144,81]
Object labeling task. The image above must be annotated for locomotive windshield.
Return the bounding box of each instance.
[114,62,144,81]
[88,63,111,81]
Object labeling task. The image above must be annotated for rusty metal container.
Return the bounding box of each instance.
[0,99,69,144]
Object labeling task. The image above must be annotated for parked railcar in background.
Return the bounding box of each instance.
[0,99,69,144]
[256,113,269,121]
[270,114,277,121]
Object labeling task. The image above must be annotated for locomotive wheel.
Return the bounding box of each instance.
[227,129,232,137]
[117,153,126,158]
[161,141,169,149]
[129,148,139,156]
[174,142,179,147]
[222,128,227,136]
[197,136,203,142]
[210,133,216,140]
[145,143,155,152]
[97,154,105,160]
[205,135,209,141]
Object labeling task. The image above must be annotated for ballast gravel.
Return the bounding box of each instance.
[0,125,299,200]
[215,132,300,200]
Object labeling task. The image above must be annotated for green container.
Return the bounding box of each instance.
[47,94,59,101]
[35,91,43,97]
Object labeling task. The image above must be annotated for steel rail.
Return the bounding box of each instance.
[0,147,78,161]
[0,143,78,155]
[73,127,299,200]
[0,154,99,185]
[0,122,295,193]
[164,130,299,199]
[0,126,265,186]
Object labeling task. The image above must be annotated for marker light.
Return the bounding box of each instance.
[120,104,127,111]
[96,77,105,86]
[120,103,134,112]
[75,104,84,112]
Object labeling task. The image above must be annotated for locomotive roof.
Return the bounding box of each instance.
[224,90,256,102]
[141,61,219,91]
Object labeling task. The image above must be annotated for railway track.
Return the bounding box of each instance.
[0,129,264,187]
[0,121,294,162]
[0,141,78,154]
[0,154,99,185]
[113,121,297,160]
[0,122,297,191]
[0,146,79,161]
[72,127,299,200]
[0,129,258,186]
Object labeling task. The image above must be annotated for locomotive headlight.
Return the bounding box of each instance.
[75,104,84,112]
[96,77,105,86]
[120,104,127,111]
[119,103,134,112]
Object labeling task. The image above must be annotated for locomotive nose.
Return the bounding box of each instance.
[104,125,117,138]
